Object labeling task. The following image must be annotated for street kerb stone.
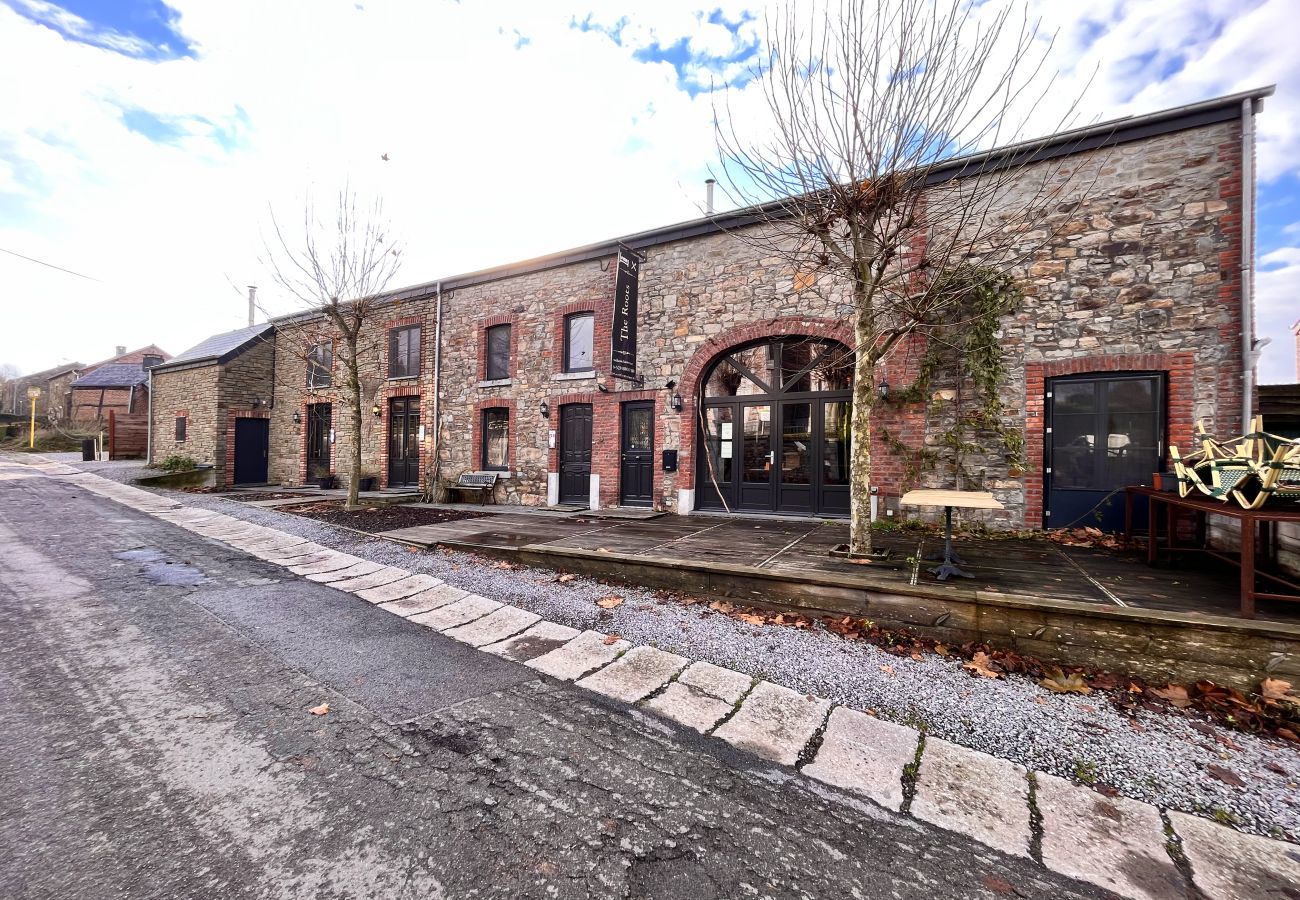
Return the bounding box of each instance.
[483,621,581,662]
[801,707,918,812]
[1170,809,1300,900]
[643,662,754,733]
[330,567,413,592]
[378,586,466,618]
[408,595,502,632]
[576,645,689,704]
[712,681,830,767]
[911,737,1031,859]
[303,560,383,582]
[1034,772,1183,900]
[443,606,541,647]
[290,554,365,576]
[526,630,631,681]
[271,551,335,568]
[356,574,443,604]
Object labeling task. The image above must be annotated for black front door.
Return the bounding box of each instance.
[620,401,654,506]
[387,396,420,487]
[559,403,592,505]
[233,418,269,485]
[306,403,331,480]
[1046,373,1163,532]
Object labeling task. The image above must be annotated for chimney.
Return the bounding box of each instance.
[248,285,258,327]
[705,178,716,216]
[115,345,126,357]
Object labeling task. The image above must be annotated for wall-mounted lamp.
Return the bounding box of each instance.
[877,380,890,400]
[251,396,262,409]
[292,410,301,426]
[539,399,550,419]
[669,393,683,413]
[372,403,382,418]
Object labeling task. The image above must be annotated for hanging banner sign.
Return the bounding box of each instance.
[610,247,643,381]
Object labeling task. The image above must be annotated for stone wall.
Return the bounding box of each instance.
[266,115,1248,526]
[150,364,220,466]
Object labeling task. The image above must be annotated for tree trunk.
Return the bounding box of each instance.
[847,311,876,555]
[344,336,363,509]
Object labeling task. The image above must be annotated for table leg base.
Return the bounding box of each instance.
[923,550,966,565]
[929,561,974,581]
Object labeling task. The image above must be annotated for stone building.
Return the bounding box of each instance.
[67,344,172,423]
[148,324,274,484]
[3,362,84,420]
[260,87,1269,531]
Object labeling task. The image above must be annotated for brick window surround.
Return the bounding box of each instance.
[554,302,605,375]
[478,314,518,381]
[384,315,423,380]
[1023,352,1195,527]
[676,318,855,487]
[473,398,517,473]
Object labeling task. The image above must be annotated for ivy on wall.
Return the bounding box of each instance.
[879,265,1024,489]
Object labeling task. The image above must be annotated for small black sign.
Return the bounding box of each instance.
[610,247,642,381]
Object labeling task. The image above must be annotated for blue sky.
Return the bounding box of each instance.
[0,0,1296,383]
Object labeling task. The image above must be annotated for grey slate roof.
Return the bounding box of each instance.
[154,323,274,371]
[72,364,149,389]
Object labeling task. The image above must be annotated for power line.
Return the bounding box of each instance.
[0,246,103,282]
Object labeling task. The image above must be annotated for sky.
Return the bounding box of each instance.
[0,0,1297,383]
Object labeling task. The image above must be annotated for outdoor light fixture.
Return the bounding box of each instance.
[292,410,301,426]
[878,380,890,400]
[372,403,382,418]
[669,393,683,412]
[539,399,550,419]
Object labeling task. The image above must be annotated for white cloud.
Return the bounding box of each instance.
[0,0,1297,383]
[1256,247,1300,384]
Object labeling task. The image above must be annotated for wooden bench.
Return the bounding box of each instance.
[448,471,499,504]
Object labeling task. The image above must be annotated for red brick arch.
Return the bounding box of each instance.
[676,317,854,486]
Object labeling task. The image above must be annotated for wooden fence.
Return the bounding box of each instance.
[108,410,148,460]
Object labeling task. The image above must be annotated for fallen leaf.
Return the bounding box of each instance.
[596,596,624,609]
[309,702,330,716]
[737,613,766,626]
[963,651,1002,679]
[1205,764,1245,788]
[1041,669,1092,695]
[490,561,514,570]
[845,557,873,565]
[1260,678,1294,701]
[1150,684,1193,708]
[555,573,578,583]
[934,644,950,657]
[980,874,1015,895]
[603,633,622,645]
[708,600,734,614]
[1265,761,1289,776]
[879,664,895,676]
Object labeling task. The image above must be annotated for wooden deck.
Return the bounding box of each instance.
[380,512,1300,626]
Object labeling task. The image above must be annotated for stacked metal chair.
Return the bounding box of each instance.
[1170,417,1300,510]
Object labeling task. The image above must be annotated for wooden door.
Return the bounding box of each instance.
[559,403,593,505]
[619,401,654,506]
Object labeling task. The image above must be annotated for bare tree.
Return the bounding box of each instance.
[713,0,1089,556]
[266,191,402,508]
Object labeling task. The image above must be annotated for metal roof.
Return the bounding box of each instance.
[273,85,1275,325]
[154,322,274,372]
[72,363,149,389]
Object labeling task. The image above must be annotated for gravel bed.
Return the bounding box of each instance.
[143,485,1300,842]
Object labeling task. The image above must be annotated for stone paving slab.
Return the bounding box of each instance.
[800,707,918,812]
[271,551,335,568]
[355,574,443,604]
[527,630,631,681]
[1170,809,1300,900]
[911,737,1030,859]
[303,560,382,582]
[330,567,413,592]
[443,605,541,647]
[1035,771,1183,900]
[482,621,581,662]
[712,681,830,766]
[642,662,754,733]
[290,554,364,576]
[576,645,689,704]
[409,594,502,632]
[377,587,466,618]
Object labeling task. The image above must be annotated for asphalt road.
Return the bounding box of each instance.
[0,464,1111,900]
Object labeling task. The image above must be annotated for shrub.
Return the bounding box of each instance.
[159,454,197,473]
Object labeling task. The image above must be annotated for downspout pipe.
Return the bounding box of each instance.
[146,366,153,463]
[1241,97,1257,433]
[432,281,443,485]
